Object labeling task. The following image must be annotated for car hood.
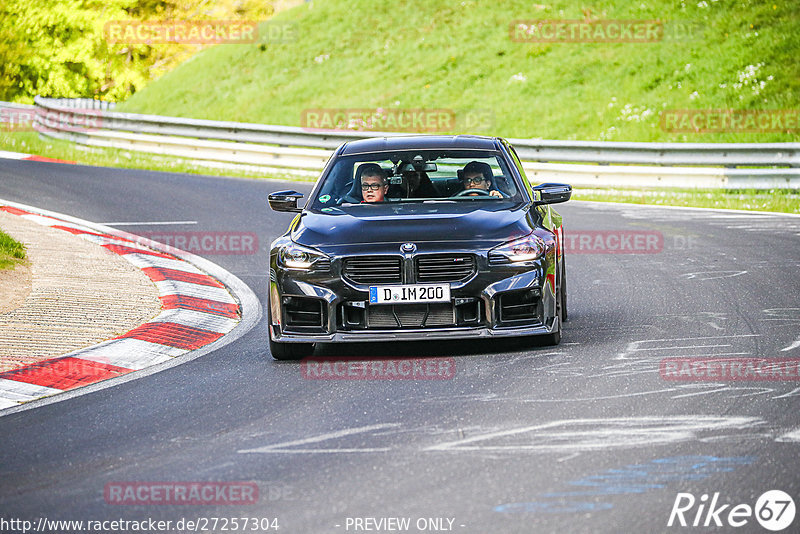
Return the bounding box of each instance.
[291,203,536,250]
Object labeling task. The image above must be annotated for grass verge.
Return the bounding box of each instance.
[0,229,26,270]
[574,188,800,213]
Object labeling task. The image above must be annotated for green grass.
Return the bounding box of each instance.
[0,228,26,270]
[118,0,799,143]
[574,188,800,213]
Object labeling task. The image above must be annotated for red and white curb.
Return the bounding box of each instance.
[0,199,261,415]
[0,149,75,164]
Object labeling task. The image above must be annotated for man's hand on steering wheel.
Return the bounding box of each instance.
[452,188,501,198]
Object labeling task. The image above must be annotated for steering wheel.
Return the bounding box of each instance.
[452,188,493,198]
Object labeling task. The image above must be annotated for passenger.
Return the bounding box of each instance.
[459,161,503,198]
[359,164,389,203]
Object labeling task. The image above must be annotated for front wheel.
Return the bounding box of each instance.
[267,304,315,360]
[561,257,568,322]
[542,274,563,346]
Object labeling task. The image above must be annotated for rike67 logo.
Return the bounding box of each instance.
[668,490,796,531]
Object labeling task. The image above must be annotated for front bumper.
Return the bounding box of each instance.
[269,264,558,345]
[270,318,559,343]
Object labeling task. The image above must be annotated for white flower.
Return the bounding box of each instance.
[689,91,699,100]
[314,54,330,63]
[697,0,708,7]
[599,126,618,141]
[510,72,527,83]
[684,63,692,71]
[614,104,654,123]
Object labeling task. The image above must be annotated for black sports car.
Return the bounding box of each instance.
[267,135,571,359]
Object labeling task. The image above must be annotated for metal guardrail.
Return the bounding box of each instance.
[1,98,798,188]
[35,98,116,110]
[510,140,799,168]
[0,101,35,110]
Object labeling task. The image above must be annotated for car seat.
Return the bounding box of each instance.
[342,164,373,203]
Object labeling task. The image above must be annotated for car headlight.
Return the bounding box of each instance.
[489,233,545,263]
[277,242,328,270]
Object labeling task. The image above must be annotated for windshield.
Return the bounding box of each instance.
[309,149,522,211]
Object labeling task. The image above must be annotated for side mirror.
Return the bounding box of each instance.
[532,183,572,205]
[268,190,304,212]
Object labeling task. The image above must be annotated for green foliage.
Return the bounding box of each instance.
[0,0,276,103]
[1,0,137,102]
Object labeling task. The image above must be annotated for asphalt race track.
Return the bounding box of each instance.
[1,160,799,533]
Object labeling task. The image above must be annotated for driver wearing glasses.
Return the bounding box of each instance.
[359,164,390,203]
[459,161,504,198]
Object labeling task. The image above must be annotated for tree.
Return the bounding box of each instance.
[0,0,274,103]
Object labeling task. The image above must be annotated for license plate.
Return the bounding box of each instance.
[369,284,450,304]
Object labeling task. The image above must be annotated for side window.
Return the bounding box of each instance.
[507,144,535,199]
[492,156,517,196]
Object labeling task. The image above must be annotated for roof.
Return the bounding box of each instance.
[339,135,501,155]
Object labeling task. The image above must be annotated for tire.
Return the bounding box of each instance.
[267,302,315,360]
[561,257,568,322]
[269,337,315,360]
[542,267,563,346]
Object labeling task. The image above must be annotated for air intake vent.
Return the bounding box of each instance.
[343,256,402,284]
[283,297,324,328]
[498,290,541,325]
[487,252,510,265]
[313,258,331,272]
[416,254,476,282]
[367,303,455,328]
